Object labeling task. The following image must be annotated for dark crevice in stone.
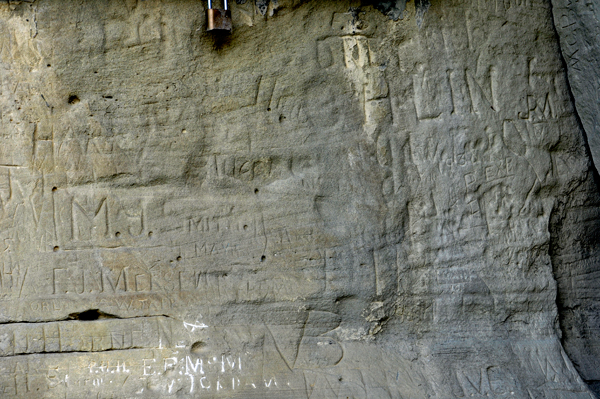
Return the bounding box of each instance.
[366,0,430,26]
[1,347,149,359]
[0,313,173,325]
[585,381,600,399]
[0,317,69,326]
[414,0,430,27]
[371,0,407,21]
[256,0,269,16]
[68,309,119,321]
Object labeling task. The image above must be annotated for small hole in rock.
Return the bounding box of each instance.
[68,95,80,105]
[115,232,121,238]
[176,256,182,261]
[53,246,59,252]
[68,309,116,321]
[47,64,51,67]
[190,341,207,354]
[243,225,248,230]
[52,187,57,192]
[254,188,259,194]
[261,255,266,262]
[148,231,153,237]
[267,108,271,112]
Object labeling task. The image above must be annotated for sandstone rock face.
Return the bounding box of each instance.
[0,0,599,398]
[552,0,600,172]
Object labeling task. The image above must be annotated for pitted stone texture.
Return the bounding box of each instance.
[0,0,597,398]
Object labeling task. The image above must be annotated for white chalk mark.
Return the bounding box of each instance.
[200,377,210,389]
[183,321,209,332]
[185,356,204,375]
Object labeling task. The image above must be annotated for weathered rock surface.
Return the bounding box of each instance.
[0,0,598,398]
[552,0,600,173]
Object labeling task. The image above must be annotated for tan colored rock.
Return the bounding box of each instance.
[0,0,597,398]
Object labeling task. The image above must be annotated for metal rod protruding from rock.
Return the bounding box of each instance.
[208,0,227,11]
